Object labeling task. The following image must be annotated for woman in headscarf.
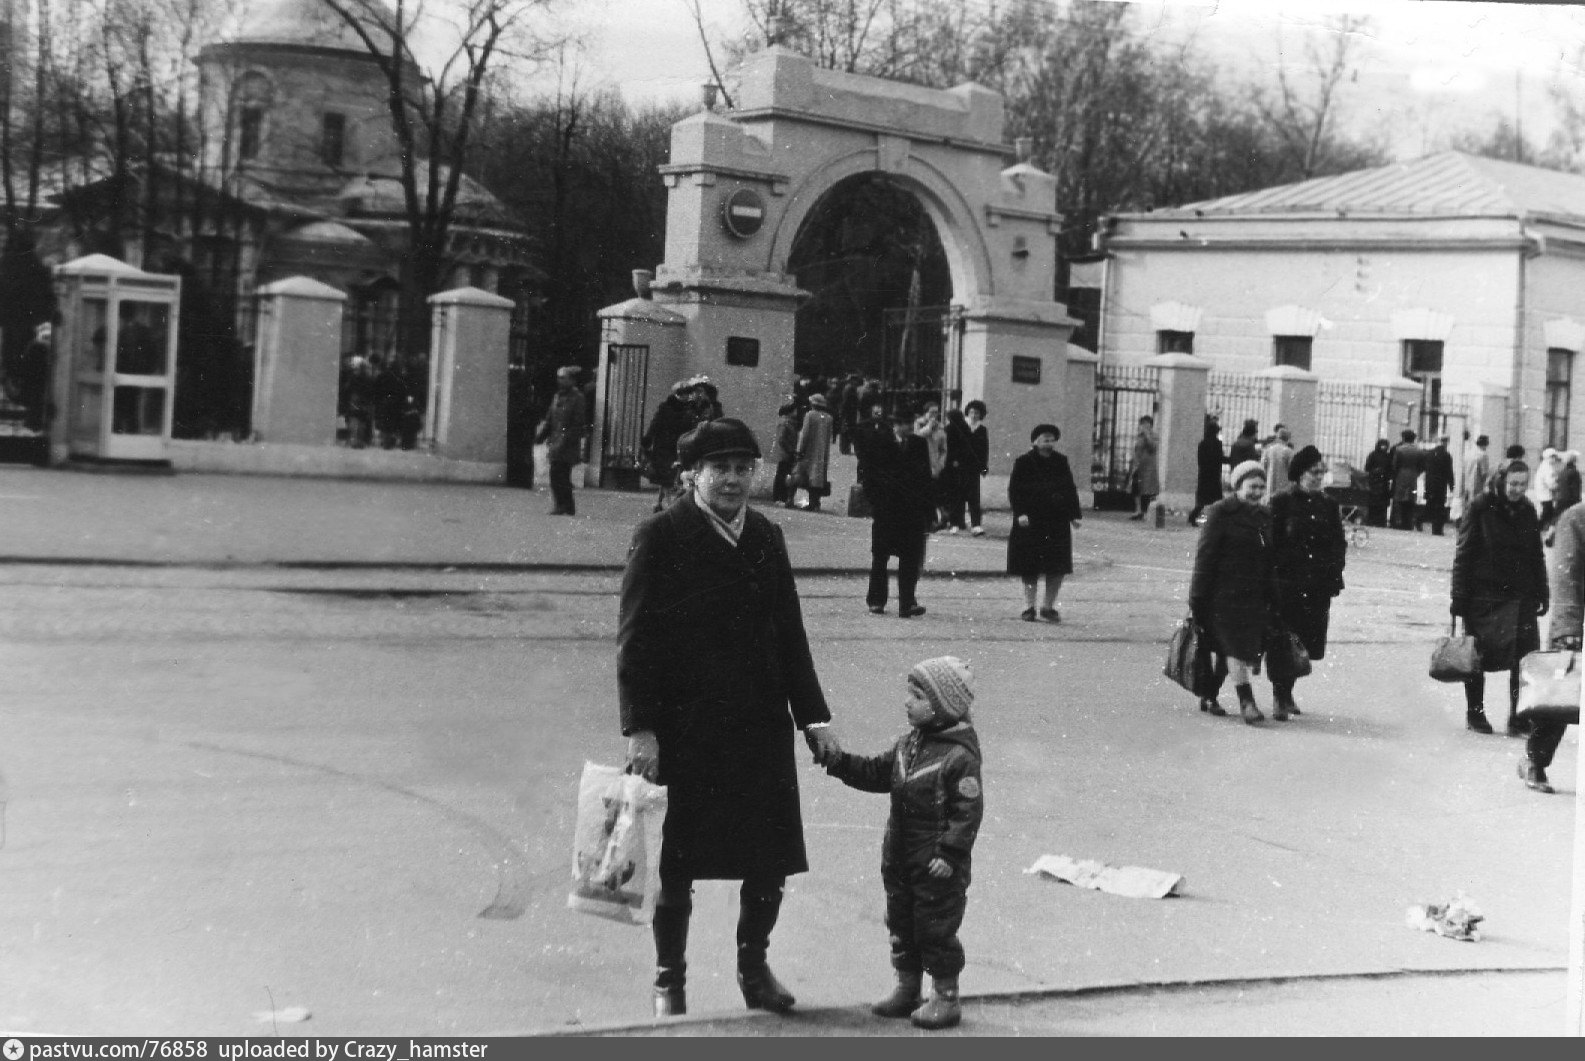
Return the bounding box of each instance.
[1006,424,1082,622]
[1450,460,1548,736]
[1268,446,1347,719]
[1189,460,1276,724]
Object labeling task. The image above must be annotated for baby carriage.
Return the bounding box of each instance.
[1323,460,1371,545]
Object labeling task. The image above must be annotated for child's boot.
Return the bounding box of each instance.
[910,975,962,1030]
[870,968,924,1018]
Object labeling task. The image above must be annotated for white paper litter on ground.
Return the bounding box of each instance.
[1406,892,1483,942]
[1025,854,1184,898]
[253,1007,311,1023]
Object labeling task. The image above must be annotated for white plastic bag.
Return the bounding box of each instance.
[568,761,668,925]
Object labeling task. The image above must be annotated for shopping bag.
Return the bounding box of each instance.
[847,482,872,519]
[1429,620,1482,683]
[1265,628,1312,683]
[1514,650,1583,725]
[568,761,668,926]
[1164,616,1216,697]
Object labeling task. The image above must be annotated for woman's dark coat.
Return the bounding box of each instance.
[1270,488,1347,660]
[1006,449,1082,578]
[1189,497,1275,661]
[1196,429,1225,506]
[1452,489,1548,672]
[618,495,831,880]
[1365,445,1392,502]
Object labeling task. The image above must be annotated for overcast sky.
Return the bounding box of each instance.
[547,0,1585,159]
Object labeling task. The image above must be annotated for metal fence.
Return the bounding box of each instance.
[1091,362,1159,504]
[601,343,650,489]
[1314,380,1389,468]
[1205,371,1267,440]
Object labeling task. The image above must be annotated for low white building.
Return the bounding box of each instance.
[1096,151,1585,460]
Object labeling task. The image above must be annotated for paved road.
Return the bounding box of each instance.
[0,466,1575,1037]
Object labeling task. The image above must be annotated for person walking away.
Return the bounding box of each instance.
[1189,461,1277,724]
[866,412,935,618]
[941,409,975,533]
[1188,416,1225,526]
[1460,434,1491,524]
[1129,415,1160,520]
[1261,425,1294,501]
[1555,451,1581,523]
[1531,500,1585,793]
[642,380,702,512]
[915,404,949,530]
[838,373,862,455]
[851,403,889,487]
[536,365,589,516]
[1268,446,1346,719]
[1364,439,1392,527]
[1007,424,1082,623]
[1535,447,1561,532]
[1450,460,1548,736]
[1227,419,1261,466]
[768,400,801,506]
[822,656,983,1030]
[791,394,834,511]
[962,401,990,536]
[619,418,843,1019]
[1390,429,1425,530]
[1422,435,1456,535]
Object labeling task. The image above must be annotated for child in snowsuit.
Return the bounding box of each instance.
[823,655,984,1029]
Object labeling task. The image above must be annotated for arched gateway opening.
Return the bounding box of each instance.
[593,45,1085,491]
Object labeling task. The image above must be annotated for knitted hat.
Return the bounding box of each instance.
[1289,444,1324,482]
[908,656,975,722]
[1230,460,1266,489]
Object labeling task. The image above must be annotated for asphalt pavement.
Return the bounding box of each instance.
[0,459,1576,1037]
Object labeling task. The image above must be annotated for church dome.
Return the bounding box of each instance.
[229,0,393,53]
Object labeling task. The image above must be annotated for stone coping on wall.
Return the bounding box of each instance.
[168,439,505,483]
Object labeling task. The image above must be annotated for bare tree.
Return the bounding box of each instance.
[1255,13,1373,181]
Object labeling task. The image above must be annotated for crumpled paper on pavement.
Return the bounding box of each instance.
[1406,892,1483,941]
[1025,854,1184,898]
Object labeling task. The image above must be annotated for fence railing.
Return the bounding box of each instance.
[1205,371,1267,440]
[1314,380,1388,469]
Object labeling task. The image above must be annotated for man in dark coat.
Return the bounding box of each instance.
[620,418,841,1019]
[1364,439,1392,527]
[1226,419,1261,466]
[1188,415,1224,526]
[536,365,588,515]
[1390,429,1425,531]
[1421,435,1456,535]
[850,402,891,486]
[865,411,935,617]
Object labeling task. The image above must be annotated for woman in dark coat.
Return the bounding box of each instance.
[1268,445,1347,719]
[1364,439,1392,527]
[1007,424,1082,622]
[1450,459,1549,736]
[620,418,841,1019]
[941,409,974,531]
[1189,460,1276,724]
[1188,415,1224,525]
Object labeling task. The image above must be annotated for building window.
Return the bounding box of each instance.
[321,113,346,167]
[1156,330,1193,354]
[1402,339,1446,438]
[1547,347,1573,451]
[1273,335,1312,371]
[239,106,264,161]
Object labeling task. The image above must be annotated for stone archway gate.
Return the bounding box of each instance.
[592,46,1089,488]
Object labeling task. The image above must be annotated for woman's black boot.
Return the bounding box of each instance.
[1464,679,1493,733]
[737,889,796,1013]
[651,904,690,1017]
[1271,682,1296,721]
[1236,683,1263,724]
[1199,697,1228,716]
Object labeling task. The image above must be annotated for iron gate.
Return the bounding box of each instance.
[1091,363,1159,509]
[881,304,962,415]
[601,343,649,490]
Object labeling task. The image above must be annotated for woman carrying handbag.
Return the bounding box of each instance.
[1267,446,1347,719]
[1529,500,1585,793]
[1450,460,1549,736]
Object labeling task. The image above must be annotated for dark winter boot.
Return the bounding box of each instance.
[1236,683,1263,725]
[870,968,925,1018]
[1518,759,1555,794]
[1466,708,1493,734]
[910,975,962,1030]
[1199,697,1228,717]
[1271,683,1295,721]
[651,904,690,1018]
[736,889,796,1013]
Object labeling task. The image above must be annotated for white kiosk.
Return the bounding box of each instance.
[50,254,181,464]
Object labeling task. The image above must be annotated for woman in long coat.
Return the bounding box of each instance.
[1007,424,1082,622]
[1189,460,1276,724]
[768,400,800,505]
[1188,416,1224,526]
[791,394,834,510]
[1451,459,1549,736]
[1364,439,1392,527]
[1268,445,1347,719]
[941,408,974,532]
[1129,415,1160,520]
[620,418,840,1018]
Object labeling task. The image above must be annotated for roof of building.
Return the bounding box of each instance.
[1158,151,1585,221]
[228,0,394,53]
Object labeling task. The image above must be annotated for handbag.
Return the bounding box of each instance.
[567,761,669,926]
[847,482,872,518]
[1164,615,1217,697]
[1429,619,1482,683]
[1265,628,1312,683]
[1514,650,1583,725]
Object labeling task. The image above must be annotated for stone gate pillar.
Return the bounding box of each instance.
[252,276,345,445]
[592,292,688,489]
[1146,352,1212,509]
[1259,364,1319,449]
[427,286,511,465]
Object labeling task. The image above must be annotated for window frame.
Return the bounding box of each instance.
[1272,334,1313,371]
[1156,330,1194,355]
[1547,346,1573,451]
